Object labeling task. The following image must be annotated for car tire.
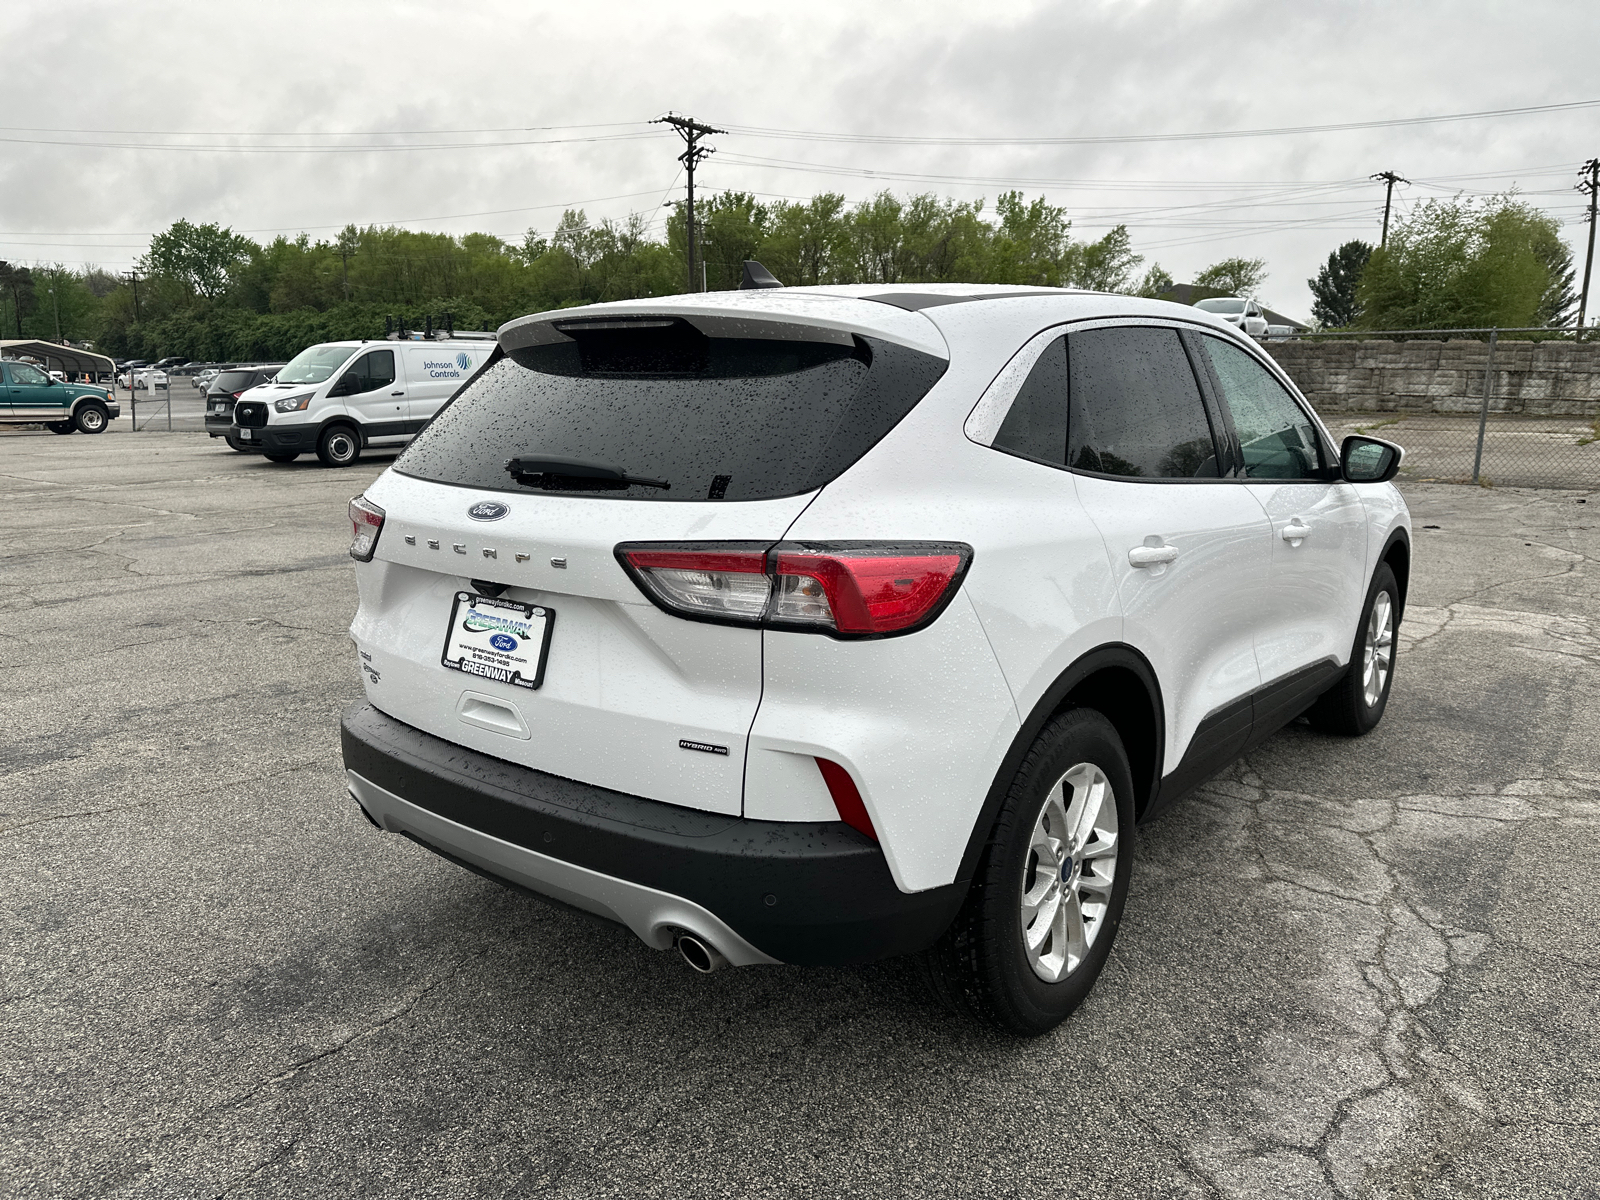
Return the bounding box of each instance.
[47,421,76,434]
[1305,562,1399,736]
[316,424,361,468]
[924,708,1135,1036]
[73,404,109,434]
[263,452,300,463]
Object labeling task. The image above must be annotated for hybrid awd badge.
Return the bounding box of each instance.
[468,501,509,521]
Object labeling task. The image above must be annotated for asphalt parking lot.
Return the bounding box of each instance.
[4,431,1598,1199]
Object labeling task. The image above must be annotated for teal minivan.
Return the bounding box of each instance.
[0,360,120,433]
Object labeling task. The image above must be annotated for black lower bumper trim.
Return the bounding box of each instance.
[231,424,314,452]
[340,703,964,965]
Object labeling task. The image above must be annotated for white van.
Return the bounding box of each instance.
[229,337,493,466]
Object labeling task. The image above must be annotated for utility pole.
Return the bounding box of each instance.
[126,268,141,323]
[652,112,724,293]
[49,280,60,341]
[1371,171,1408,248]
[1578,158,1599,339]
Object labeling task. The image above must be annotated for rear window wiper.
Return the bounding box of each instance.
[506,456,670,491]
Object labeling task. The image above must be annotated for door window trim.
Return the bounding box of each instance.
[1186,328,1341,481]
[964,315,1240,485]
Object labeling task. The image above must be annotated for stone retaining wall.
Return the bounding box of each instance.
[1260,338,1600,417]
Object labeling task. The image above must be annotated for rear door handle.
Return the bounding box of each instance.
[1281,520,1312,545]
[1128,544,1180,567]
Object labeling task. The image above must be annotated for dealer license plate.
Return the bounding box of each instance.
[440,592,554,690]
[238,428,252,440]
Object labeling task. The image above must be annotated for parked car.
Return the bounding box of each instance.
[133,370,168,391]
[203,365,284,448]
[153,356,185,369]
[0,359,120,432]
[1193,296,1269,337]
[338,281,1410,1035]
[230,338,491,466]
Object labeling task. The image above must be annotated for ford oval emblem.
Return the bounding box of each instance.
[468,500,509,521]
[489,633,518,652]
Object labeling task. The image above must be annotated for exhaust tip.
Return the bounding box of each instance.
[676,932,728,974]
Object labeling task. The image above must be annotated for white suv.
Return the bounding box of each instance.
[340,283,1409,1034]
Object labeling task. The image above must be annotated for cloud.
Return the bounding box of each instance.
[2,0,1594,320]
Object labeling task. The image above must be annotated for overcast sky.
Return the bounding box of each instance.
[4,0,1597,322]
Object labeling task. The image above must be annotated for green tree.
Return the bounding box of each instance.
[1307,240,1373,328]
[1193,256,1269,297]
[0,262,37,336]
[1135,263,1174,299]
[1065,225,1143,292]
[1356,195,1564,329]
[143,219,254,302]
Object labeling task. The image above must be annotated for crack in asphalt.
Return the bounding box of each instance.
[1190,754,1600,1198]
[209,947,491,1115]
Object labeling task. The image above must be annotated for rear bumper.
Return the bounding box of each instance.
[340,702,965,966]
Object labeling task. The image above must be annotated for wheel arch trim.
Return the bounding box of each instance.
[956,643,1165,882]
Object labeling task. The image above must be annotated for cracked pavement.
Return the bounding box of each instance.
[3,432,1597,1198]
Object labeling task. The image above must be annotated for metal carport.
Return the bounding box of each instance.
[0,340,116,378]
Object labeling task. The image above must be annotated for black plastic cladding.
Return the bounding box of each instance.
[613,540,976,640]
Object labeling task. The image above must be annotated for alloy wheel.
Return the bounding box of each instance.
[1362,592,1394,708]
[1019,762,1120,983]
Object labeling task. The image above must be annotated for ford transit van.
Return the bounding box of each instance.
[230,337,492,466]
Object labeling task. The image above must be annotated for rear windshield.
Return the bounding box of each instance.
[1195,299,1247,314]
[214,371,261,391]
[394,320,948,501]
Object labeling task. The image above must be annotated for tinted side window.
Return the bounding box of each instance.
[1199,337,1324,480]
[350,350,395,393]
[1067,327,1220,479]
[992,335,1067,465]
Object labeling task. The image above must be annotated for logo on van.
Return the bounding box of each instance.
[456,352,470,370]
[467,501,509,521]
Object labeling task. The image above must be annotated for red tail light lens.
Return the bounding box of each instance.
[773,549,967,634]
[348,495,385,562]
[615,541,972,638]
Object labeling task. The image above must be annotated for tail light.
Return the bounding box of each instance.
[348,495,385,561]
[615,541,972,638]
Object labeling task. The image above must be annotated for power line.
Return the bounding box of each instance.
[714,98,1600,147]
[0,120,650,137]
[0,131,671,154]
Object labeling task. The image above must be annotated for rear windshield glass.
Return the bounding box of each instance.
[1195,299,1247,314]
[214,371,261,392]
[394,320,948,502]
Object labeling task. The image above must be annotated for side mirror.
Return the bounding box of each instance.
[1341,434,1403,484]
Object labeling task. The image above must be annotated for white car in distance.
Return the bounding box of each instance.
[1195,296,1270,338]
[340,280,1410,1035]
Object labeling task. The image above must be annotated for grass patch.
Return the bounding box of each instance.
[1577,417,1600,447]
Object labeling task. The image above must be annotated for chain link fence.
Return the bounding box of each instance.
[1265,329,1600,490]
